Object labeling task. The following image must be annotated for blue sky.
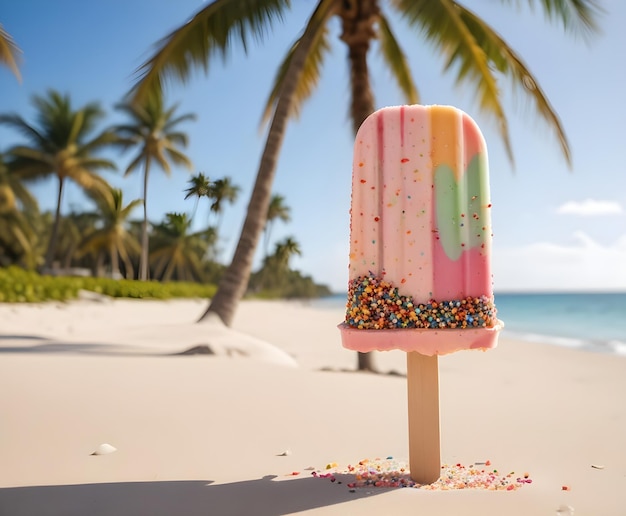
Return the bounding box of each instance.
[1,0,625,293]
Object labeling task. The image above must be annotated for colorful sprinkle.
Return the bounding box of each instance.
[313,458,530,491]
[344,273,497,330]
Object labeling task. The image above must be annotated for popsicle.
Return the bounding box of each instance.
[338,104,503,484]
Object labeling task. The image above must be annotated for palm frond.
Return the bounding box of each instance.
[0,115,48,148]
[79,157,118,172]
[498,0,602,37]
[80,130,122,153]
[6,150,54,180]
[152,148,173,174]
[164,147,193,169]
[117,240,138,277]
[261,0,335,125]
[165,131,189,147]
[377,13,419,105]
[67,110,86,145]
[459,5,571,165]
[131,0,293,102]
[72,171,113,201]
[8,146,53,164]
[397,0,512,161]
[164,113,197,131]
[123,151,149,177]
[120,199,144,219]
[0,24,22,81]
[0,157,39,211]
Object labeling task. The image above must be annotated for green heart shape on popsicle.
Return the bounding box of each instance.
[433,153,490,261]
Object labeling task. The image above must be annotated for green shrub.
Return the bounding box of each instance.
[0,266,217,303]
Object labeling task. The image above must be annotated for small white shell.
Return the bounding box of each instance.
[92,443,117,455]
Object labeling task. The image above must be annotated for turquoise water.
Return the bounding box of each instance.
[313,292,626,357]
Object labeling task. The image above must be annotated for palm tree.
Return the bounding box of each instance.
[0,90,117,270]
[273,236,301,268]
[264,193,291,257]
[0,24,21,81]
[78,186,143,278]
[208,176,240,234]
[150,212,215,281]
[254,235,302,293]
[184,171,211,221]
[131,0,601,369]
[114,92,195,280]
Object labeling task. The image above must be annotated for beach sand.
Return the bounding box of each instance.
[0,297,625,515]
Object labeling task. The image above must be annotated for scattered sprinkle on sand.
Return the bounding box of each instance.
[311,458,531,491]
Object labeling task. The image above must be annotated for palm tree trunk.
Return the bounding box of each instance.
[340,0,378,132]
[140,158,151,281]
[341,0,379,371]
[44,176,65,271]
[199,5,332,326]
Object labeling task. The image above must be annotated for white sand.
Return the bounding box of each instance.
[0,297,625,515]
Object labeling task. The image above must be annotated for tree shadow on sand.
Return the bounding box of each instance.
[0,474,384,516]
[0,335,216,357]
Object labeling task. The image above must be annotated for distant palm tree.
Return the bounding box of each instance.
[114,92,195,280]
[264,193,291,257]
[0,24,21,81]
[255,235,302,292]
[150,212,214,281]
[273,236,301,268]
[184,171,211,221]
[208,176,240,234]
[78,187,143,278]
[0,89,117,270]
[132,0,600,339]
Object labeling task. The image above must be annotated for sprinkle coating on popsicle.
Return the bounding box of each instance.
[345,272,497,330]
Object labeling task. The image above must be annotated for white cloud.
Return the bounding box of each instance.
[556,199,623,216]
[494,232,626,291]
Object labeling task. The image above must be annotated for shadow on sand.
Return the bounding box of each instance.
[0,474,383,516]
[0,336,148,356]
[0,335,211,357]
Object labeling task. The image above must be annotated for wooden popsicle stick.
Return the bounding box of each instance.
[406,351,441,484]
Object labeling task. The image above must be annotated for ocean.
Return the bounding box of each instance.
[312,292,626,357]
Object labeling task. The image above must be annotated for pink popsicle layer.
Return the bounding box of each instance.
[339,105,502,355]
[339,321,503,355]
